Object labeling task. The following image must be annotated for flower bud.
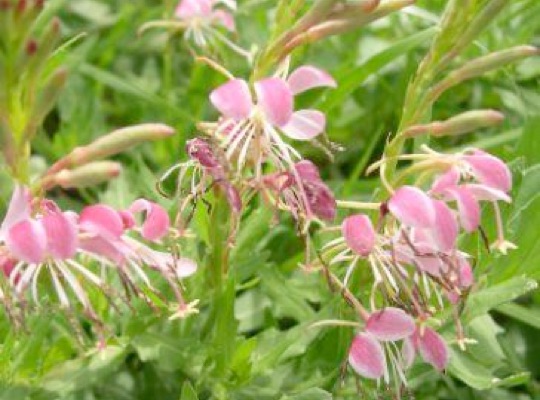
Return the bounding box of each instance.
[50,161,122,189]
[49,124,175,173]
[434,46,539,97]
[404,110,505,138]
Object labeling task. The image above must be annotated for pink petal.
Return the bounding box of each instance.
[210,79,253,121]
[176,257,198,278]
[431,200,458,252]
[431,168,460,194]
[294,160,322,182]
[79,204,125,240]
[136,244,197,278]
[79,236,126,264]
[458,257,474,288]
[282,109,326,140]
[42,212,78,260]
[342,214,376,257]
[415,254,443,277]
[348,333,386,380]
[366,307,416,341]
[463,150,512,193]
[461,183,511,203]
[175,0,213,18]
[0,185,31,239]
[254,78,293,127]
[6,220,47,264]
[447,187,480,232]
[212,9,235,31]
[186,138,221,169]
[402,337,417,369]
[287,65,337,95]
[388,186,436,228]
[418,328,449,372]
[129,199,170,241]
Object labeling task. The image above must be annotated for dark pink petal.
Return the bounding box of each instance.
[294,160,321,182]
[342,214,376,257]
[388,186,436,228]
[431,168,460,194]
[254,78,294,127]
[287,65,337,95]
[210,79,253,120]
[461,184,511,203]
[348,333,386,380]
[366,307,416,341]
[175,0,213,18]
[431,200,458,252]
[6,220,46,264]
[212,9,235,31]
[447,187,480,232]
[0,185,31,239]
[282,109,326,140]
[305,181,336,221]
[464,151,512,192]
[401,337,417,369]
[80,204,125,240]
[418,327,449,372]
[129,199,170,241]
[220,182,242,213]
[186,138,221,168]
[42,212,78,259]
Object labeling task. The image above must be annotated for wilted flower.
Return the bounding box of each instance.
[261,160,336,228]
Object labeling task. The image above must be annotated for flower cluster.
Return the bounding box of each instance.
[0,185,196,334]
[319,148,513,383]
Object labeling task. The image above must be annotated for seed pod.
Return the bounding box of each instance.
[48,123,176,173]
[404,110,505,138]
[49,161,122,189]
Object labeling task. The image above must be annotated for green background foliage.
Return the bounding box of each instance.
[0,0,539,399]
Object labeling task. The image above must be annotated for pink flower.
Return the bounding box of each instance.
[0,185,197,324]
[348,308,416,382]
[402,327,450,372]
[175,0,236,32]
[209,66,336,179]
[429,149,515,253]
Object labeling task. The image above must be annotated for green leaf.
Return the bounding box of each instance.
[320,27,437,112]
[180,381,199,400]
[279,388,333,400]
[495,303,540,330]
[462,276,538,323]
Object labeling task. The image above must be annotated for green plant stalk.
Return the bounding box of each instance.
[204,189,237,398]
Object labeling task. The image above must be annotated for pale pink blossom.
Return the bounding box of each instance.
[209,66,336,179]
